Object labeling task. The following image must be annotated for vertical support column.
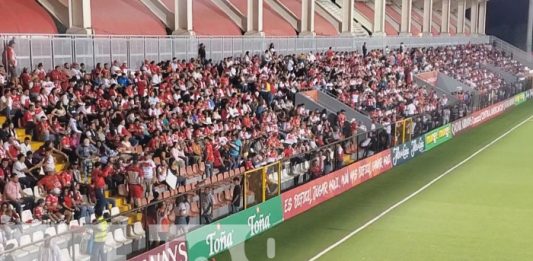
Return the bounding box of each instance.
[477,0,487,35]
[526,0,533,54]
[300,0,316,36]
[441,0,451,35]
[173,0,195,35]
[67,0,92,35]
[457,0,466,34]
[422,0,433,35]
[341,0,354,35]
[373,0,386,36]
[470,0,479,35]
[245,0,264,36]
[400,0,412,36]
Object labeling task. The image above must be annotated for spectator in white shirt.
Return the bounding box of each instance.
[19,137,32,156]
[151,72,162,86]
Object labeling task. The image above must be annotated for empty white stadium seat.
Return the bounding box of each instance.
[73,244,91,261]
[45,226,57,236]
[110,207,129,223]
[113,228,133,245]
[132,222,146,238]
[69,220,80,228]
[57,223,68,234]
[33,230,44,242]
[105,232,123,250]
[61,248,73,261]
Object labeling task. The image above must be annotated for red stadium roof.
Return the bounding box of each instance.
[279,0,338,36]
[0,0,58,34]
[230,0,296,36]
[91,0,167,35]
[162,0,242,35]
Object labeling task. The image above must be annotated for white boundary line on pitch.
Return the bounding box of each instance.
[309,114,533,261]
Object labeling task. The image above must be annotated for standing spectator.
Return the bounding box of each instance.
[198,43,206,65]
[140,154,156,198]
[91,208,108,261]
[362,42,368,58]
[175,195,190,228]
[204,137,214,179]
[230,177,241,214]
[2,38,16,81]
[92,162,116,212]
[126,158,143,208]
[200,187,213,224]
[77,138,98,181]
[38,234,62,261]
[309,159,322,180]
[156,202,171,245]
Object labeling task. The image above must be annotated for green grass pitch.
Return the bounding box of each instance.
[215,100,533,261]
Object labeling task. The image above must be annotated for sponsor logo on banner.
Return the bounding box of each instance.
[186,196,283,260]
[128,238,187,261]
[424,124,452,150]
[392,137,425,166]
[526,89,533,99]
[282,150,392,220]
[452,97,516,135]
[514,92,527,105]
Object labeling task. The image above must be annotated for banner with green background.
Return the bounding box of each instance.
[514,92,526,105]
[424,123,453,151]
[186,196,283,260]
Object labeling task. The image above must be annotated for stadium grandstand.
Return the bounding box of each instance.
[0,0,532,261]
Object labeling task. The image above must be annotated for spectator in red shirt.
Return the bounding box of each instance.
[33,198,48,222]
[92,162,116,212]
[126,158,143,208]
[37,171,62,194]
[44,188,63,223]
[204,137,214,178]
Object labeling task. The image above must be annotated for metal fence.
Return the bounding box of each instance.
[0,34,490,73]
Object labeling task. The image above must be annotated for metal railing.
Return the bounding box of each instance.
[0,34,490,73]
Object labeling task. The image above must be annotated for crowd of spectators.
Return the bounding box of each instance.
[321,44,529,129]
[0,42,367,230]
[0,41,529,235]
